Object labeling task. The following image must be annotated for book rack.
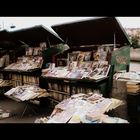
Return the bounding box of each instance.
[1,69,41,87]
[39,75,110,103]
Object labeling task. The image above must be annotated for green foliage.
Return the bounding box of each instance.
[131,35,140,48]
[56,43,69,52]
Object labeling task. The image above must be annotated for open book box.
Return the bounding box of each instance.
[52,17,130,73]
[44,17,130,99]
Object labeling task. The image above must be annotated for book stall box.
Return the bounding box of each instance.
[1,25,63,108]
[1,25,63,87]
[113,71,140,122]
[40,17,130,105]
[0,30,25,94]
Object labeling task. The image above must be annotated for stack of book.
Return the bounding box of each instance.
[45,92,124,123]
[0,54,9,68]
[23,75,39,85]
[114,72,140,82]
[113,72,140,95]
[48,82,70,101]
[11,74,22,87]
[26,43,47,56]
[126,81,140,95]
[0,79,11,87]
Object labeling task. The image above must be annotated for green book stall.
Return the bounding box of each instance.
[39,17,131,105]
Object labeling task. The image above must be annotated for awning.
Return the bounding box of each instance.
[10,25,64,47]
[0,30,11,41]
[51,17,130,47]
[0,30,23,49]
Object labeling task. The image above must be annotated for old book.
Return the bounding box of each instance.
[77,52,85,66]
[68,61,77,71]
[33,47,40,55]
[93,52,100,61]
[0,57,5,67]
[84,52,92,61]
[68,52,79,62]
[57,59,67,66]
[26,47,33,56]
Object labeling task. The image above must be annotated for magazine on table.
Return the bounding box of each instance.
[88,62,110,80]
[78,61,93,70]
[33,47,41,55]
[68,51,80,62]
[4,56,43,71]
[84,51,92,61]
[68,61,77,71]
[26,47,33,56]
[66,70,85,79]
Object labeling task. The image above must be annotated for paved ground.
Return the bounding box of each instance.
[0,96,53,123]
[130,48,140,61]
[130,61,140,72]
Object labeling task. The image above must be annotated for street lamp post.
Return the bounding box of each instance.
[0,21,16,30]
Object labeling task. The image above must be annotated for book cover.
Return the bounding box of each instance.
[66,70,84,79]
[33,47,40,55]
[57,59,67,66]
[68,52,79,62]
[26,47,33,56]
[68,61,77,71]
[93,52,100,61]
[84,51,92,61]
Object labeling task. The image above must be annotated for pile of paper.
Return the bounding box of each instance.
[4,85,49,102]
[100,115,129,123]
[45,92,125,123]
[114,72,140,82]
[5,56,43,71]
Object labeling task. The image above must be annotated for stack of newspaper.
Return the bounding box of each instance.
[4,85,49,102]
[114,72,140,82]
[5,56,43,71]
[38,92,127,123]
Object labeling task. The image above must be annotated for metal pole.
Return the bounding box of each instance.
[2,21,4,30]
[47,37,51,48]
[114,33,116,49]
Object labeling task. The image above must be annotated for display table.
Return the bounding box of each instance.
[4,85,49,118]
